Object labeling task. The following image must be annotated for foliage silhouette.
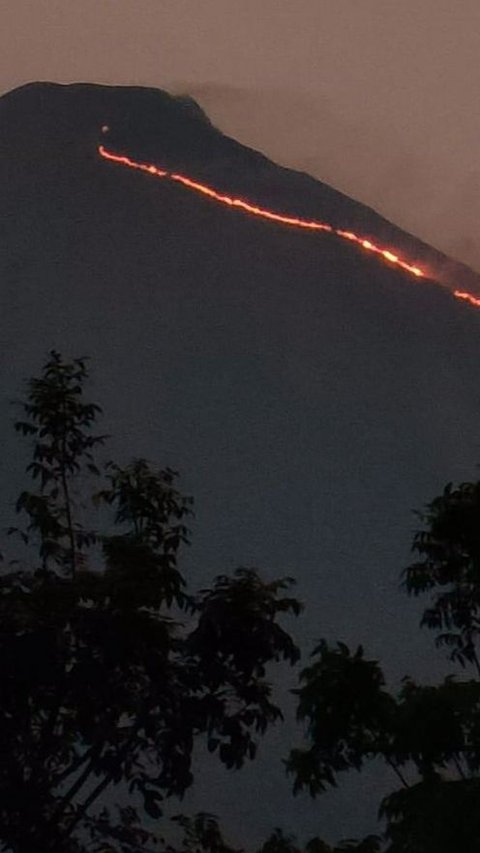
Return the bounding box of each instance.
[1,351,304,852]
[286,475,480,851]
[4,351,480,851]
[404,480,480,673]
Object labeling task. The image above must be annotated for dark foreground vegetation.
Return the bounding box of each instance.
[1,351,480,852]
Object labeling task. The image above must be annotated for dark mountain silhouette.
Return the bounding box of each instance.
[1,81,480,845]
[2,81,479,293]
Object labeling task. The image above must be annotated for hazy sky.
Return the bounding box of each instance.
[2,0,480,269]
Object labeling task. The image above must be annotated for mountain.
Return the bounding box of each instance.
[2,81,480,846]
[184,83,480,276]
[4,81,480,289]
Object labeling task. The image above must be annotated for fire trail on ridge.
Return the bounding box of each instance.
[98,143,480,312]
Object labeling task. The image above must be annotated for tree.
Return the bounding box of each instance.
[0,351,304,853]
[404,480,480,674]
[286,480,480,851]
[5,351,480,852]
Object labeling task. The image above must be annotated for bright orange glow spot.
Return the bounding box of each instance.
[98,143,480,312]
[454,290,480,308]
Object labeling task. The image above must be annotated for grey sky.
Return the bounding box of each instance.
[2,1,480,268]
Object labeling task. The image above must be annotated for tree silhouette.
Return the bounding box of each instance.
[404,480,480,673]
[4,351,480,852]
[0,351,304,852]
[286,477,480,851]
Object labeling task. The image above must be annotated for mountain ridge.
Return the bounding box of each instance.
[2,80,480,299]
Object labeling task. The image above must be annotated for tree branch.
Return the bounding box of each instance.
[60,401,77,578]
[452,754,467,780]
[49,742,104,828]
[471,647,480,679]
[62,767,114,840]
[52,743,96,788]
[385,756,410,788]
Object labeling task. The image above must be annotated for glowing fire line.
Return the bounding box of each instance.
[98,144,480,311]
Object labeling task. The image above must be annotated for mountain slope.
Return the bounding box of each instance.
[3,81,480,297]
[1,81,480,846]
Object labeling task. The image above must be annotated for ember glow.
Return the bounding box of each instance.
[98,144,480,311]
[453,290,480,308]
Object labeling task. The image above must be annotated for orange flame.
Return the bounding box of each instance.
[98,144,480,311]
[453,290,480,308]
